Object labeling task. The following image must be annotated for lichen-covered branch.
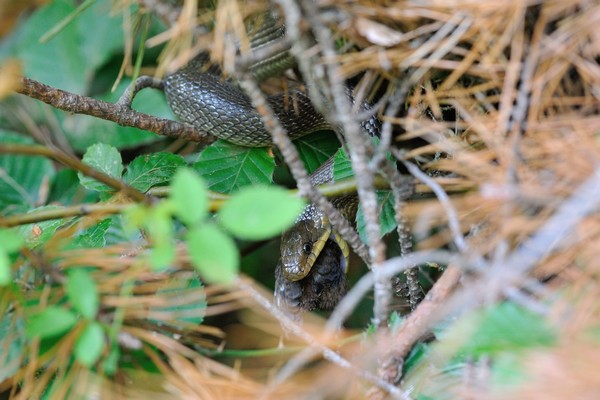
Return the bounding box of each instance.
[15,76,213,144]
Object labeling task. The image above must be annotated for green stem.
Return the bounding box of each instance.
[39,0,97,43]
[205,332,362,358]
[0,203,127,228]
[0,143,150,203]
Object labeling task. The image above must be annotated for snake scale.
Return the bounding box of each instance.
[163,15,378,312]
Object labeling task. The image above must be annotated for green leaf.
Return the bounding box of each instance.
[0,313,25,381]
[11,0,87,93]
[3,2,161,152]
[388,311,403,333]
[48,169,96,205]
[26,306,78,339]
[150,273,207,326]
[0,252,11,286]
[78,143,123,192]
[123,153,186,193]
[123,204,150,232]
[0,229,23,286]
[194,140,274,193]
[66,269,99,319]
[219,186,305,240]
[170,168,208,225]
[0,131,55,213]
[74,321,105,368]
[0,229,23,253]
[8,0,125,93]
[294,131,340,174]
[186,224,239,284]
[77,1,126,72]
[150,240,176,271]
[490,353,528,388]
[68,218,111,249]
[17,206,67,248]
[402,342,429,376]
[333,148,353,181]
[356,190,397,243]
[102,345,120,376]
[459,302,556,357]
[143,202,176,270]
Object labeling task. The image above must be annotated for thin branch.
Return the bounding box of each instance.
[368,264,462,399]
[325,249,457,333]
[374,143,420,309]
[276,250,458,393]
[0,203,127,228]
[394,153,472,255]
[15,77,213,144]
[236,277,410,399]
[288,0,390,327]
[236,74,371,264]
[0,174,398,229]
[0,143,150,204]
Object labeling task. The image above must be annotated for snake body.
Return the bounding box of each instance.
[163,54,330,147]
[163,17,377,311]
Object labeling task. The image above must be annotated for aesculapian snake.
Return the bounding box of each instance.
[162,15,378,312]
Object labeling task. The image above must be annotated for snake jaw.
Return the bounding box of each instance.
[330,231,350,274]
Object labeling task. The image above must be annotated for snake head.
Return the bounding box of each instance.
[280,204,351,282]
[280,216,331,281]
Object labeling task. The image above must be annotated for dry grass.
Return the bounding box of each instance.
[4,0,600,398]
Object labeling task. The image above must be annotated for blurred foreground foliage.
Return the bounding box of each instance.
[0,0,599,399]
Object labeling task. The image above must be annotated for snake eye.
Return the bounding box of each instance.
[302,243,312,254]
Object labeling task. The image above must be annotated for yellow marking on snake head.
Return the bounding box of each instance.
[280,205,332,281]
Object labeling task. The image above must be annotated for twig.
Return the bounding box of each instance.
[394,153,469,254]
[236,74,370,264]
[398,215,422,311]
[488,166,600,294]
[0,203,128,228]
[276,249,456,389]
[368,264,463,399]
[325,249,457,333]
[236,277,410,399]
[293,0,390,327]
[0,173,397,231]
[373,159,423,311]
[15,77,212,144]
[0,143,150,204]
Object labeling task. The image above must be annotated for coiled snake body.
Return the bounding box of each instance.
[163,18,377,312]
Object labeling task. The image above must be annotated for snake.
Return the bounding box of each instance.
[163,15,378,311]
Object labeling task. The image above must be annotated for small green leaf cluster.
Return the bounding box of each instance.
[25,268,104,368]
[126,167,306,284]
[0,230,23,286]
[73,142,308,283]
[78,143,186,194]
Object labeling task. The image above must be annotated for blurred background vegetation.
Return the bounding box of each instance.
[1,0,599,399]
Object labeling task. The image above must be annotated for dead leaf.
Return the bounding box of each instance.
[355,18,404,47]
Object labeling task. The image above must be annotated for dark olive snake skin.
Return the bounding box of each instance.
[163,54,331,147]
